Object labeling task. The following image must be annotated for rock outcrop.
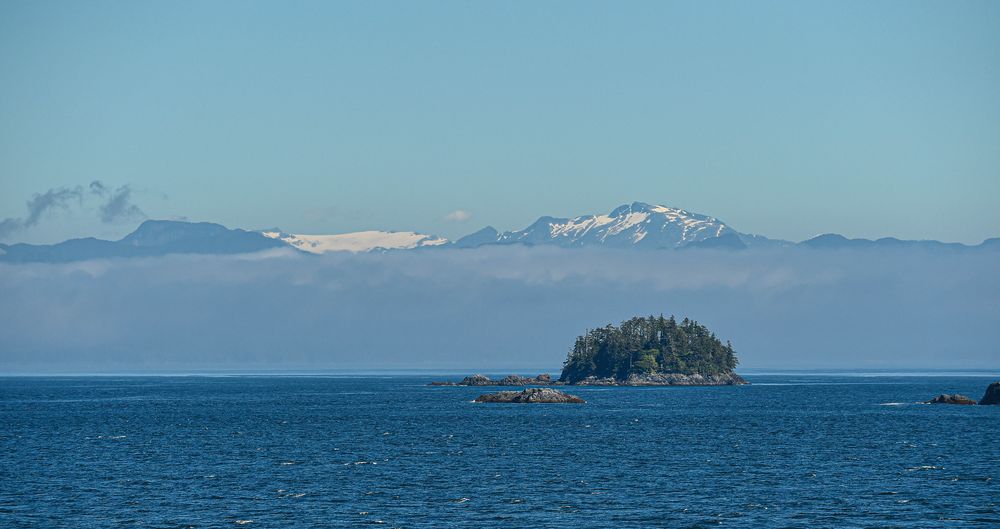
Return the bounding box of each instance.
[474,388,585,404]
[979,382,1000,405]
[460,374,495,386]
[925,394,977,405]
[574,372,748,386]
[499,375,533,386]
[430,374,554,386]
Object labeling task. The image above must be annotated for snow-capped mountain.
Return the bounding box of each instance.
[261,229,448,254]
[455,202,776,249]
[261,202,774,253]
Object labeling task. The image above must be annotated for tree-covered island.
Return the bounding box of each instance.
[430,314,747,387]
[559,315,746,385]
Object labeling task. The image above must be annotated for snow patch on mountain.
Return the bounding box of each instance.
[262,230,448,254]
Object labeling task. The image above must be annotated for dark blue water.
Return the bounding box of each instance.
[1,375,998,528]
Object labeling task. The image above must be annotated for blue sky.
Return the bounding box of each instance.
[2,0,999,244]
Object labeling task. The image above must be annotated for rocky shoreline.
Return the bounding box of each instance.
[431,372,748,387]
[575,372,748,386]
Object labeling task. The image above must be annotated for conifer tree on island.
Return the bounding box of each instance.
[559,315,740,383]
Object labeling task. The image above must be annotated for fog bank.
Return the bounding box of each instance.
[1,246,997,372]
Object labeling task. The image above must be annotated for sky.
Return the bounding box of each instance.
[1,1,998,244]
[1,1,999,372]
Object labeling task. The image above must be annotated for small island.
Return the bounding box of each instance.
[432,314,748,387]
[475,388,585,404]
[559,315,746,385]
[925,394,977,405]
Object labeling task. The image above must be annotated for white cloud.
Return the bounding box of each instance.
[444,209,472,222]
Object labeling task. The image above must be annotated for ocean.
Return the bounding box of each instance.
[1,374,997,528]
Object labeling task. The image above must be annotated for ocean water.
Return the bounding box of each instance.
[1,374,998,528]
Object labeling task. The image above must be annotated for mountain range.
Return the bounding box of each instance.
[1,202,997,263]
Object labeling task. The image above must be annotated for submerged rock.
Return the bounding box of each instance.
[474,388,585,404]
[925,394,977,405]
[979,382,1000,405]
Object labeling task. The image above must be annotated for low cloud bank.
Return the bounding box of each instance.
[1,246,997,372]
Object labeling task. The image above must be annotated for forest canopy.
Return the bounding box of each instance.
[559,315,739,383]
